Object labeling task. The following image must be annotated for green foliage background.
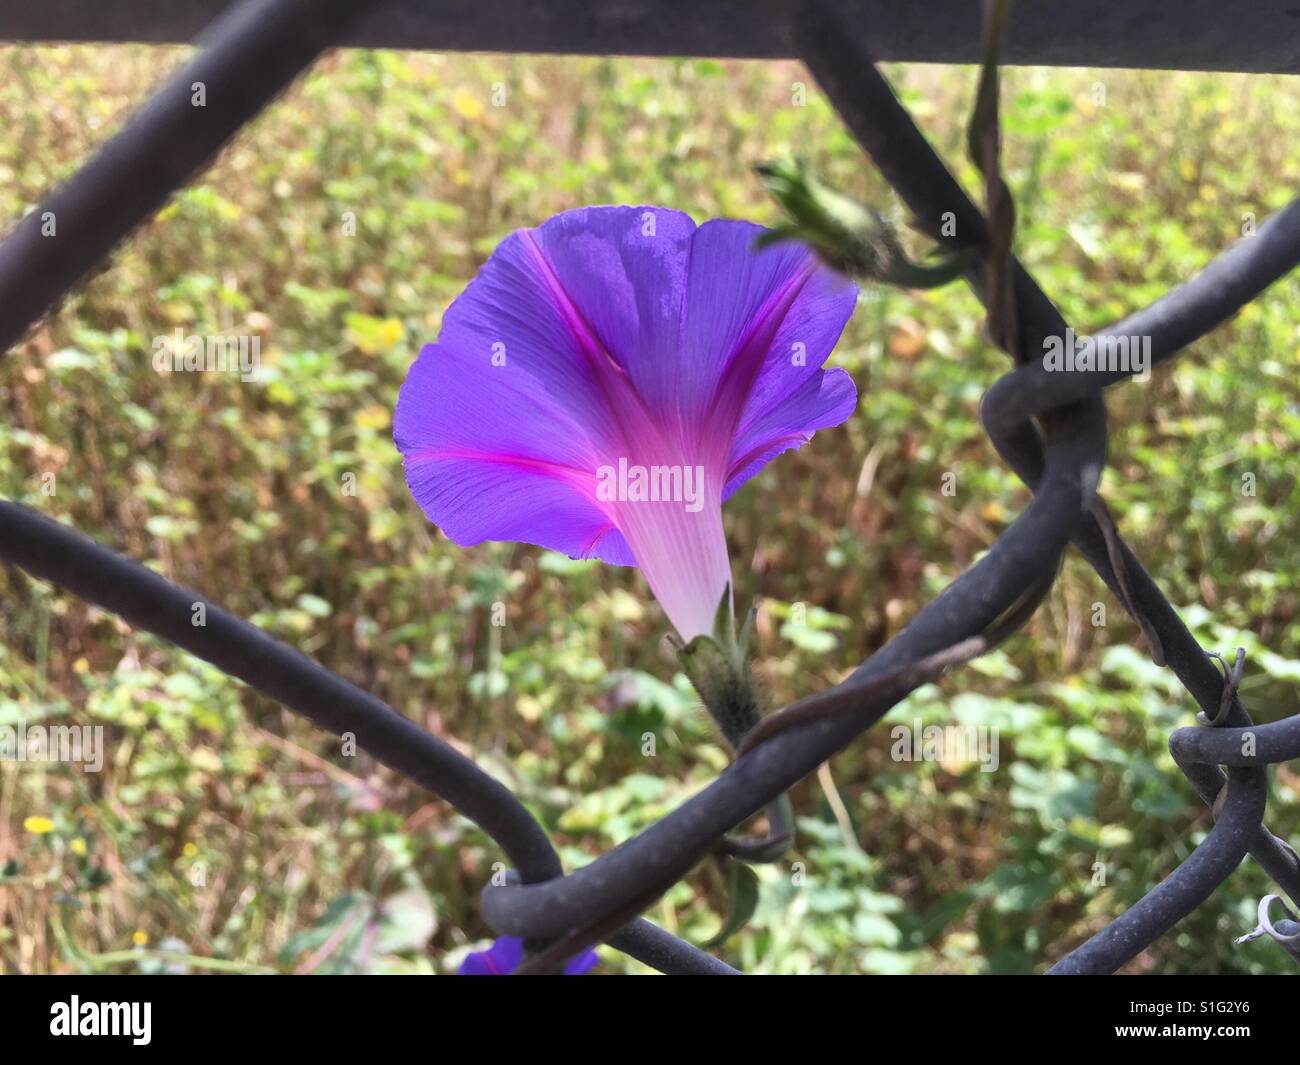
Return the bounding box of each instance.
[0,46,1297,974]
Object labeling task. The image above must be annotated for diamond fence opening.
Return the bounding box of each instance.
[2,0,1298,975]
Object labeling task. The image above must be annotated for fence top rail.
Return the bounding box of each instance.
[1,0,1298,75]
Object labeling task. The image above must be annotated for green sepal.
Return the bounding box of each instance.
[672,584,760,750]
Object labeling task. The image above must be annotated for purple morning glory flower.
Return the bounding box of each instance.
[457,936,599,975]
[395,206,857,641]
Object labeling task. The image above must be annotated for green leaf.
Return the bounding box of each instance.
[706,861,761,947]
[374,887,437,954]
[295,594,333,618]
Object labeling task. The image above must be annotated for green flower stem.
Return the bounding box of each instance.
[671,586,794,864]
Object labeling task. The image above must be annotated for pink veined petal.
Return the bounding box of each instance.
[724,366,858,500]
[527,206,697,442]
[457,936,523,975]
[677,220,857,452]
[395,341,634,564]
[436,206,698,454]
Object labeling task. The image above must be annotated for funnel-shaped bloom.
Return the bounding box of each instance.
[395,206,857,640]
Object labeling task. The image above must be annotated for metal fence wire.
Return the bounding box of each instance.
[2,0,1300,975]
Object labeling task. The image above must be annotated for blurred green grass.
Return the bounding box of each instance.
[0,46,1297,974]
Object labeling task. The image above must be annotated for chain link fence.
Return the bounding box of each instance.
[1,0,1298,974]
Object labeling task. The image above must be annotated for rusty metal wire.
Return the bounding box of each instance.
[1,0,1298,974]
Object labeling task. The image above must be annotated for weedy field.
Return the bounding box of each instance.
[0,46,1297,974]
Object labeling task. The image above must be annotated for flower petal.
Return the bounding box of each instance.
[456,936,600,975]
[437,206,696,454]
[394,206,858,640]
[677,220,858,462]
[526,206,697,438]
[458,936,524,975]
[395,342,634,564]
[563,948,600,975]
[724,366,858,500]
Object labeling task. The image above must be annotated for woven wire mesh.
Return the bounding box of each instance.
[2,0,1298,975]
